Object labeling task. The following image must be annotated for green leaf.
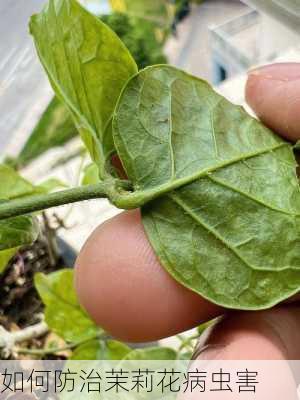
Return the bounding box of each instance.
[113,65,300,310]
[101,13,167,70]
[81,163,100,186]
[110,0,173,29]
[0,247,19,274]
[0,164,35,200]
[71,339,131,360]
[0,216,39,251]
[30,0,138,176]
[35,269,100,342]
[17,96,77,167]
[123,346,177,361]
[0,165,39,257]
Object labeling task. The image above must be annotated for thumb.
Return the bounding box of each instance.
[246,63,300,142]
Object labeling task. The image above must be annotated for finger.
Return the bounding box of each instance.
[75,210,222,342]
[246,62,300,141]
[193,305,300,360]
[181,307,300,399]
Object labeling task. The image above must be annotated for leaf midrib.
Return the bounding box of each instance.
[123,141,289,207]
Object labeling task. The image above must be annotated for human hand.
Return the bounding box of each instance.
[75,63,300,360]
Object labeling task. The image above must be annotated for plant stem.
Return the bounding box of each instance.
[0,182,116,221]
[0,321,49,357]
[17,333,104,356]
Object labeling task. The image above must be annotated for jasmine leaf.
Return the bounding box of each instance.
[0,165,39,264]
[0,164,35,200]
[30,0,137,176]
[81,163,100,186]
[71,339,131,360]
[0,216,39,251]
[35,270,101,342]
[0,247,19,274]
[114,65,300,310]
[17,96,76,167]
[123,346,177,360]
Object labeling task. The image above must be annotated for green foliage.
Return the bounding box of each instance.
[0,164,40,272]
[0,164,35,199]
[5,0,300,318]
[123,347,177,361]
[0,216,39,252]
[18,4,167,170]
[17,97,76,168]
[0,247,20,274]
[71,339,131,360]
[30,0,138,176]
[0,164,67,272]
[101,12,167,70]
[113,65,300,309]
[81,163,100,186]
[35,270,101,342]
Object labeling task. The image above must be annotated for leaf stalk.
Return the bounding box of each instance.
[0,181,128,221]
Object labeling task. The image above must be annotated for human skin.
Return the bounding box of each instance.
[75,63,300,360]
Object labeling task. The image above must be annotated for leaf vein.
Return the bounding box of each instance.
[169,192,299,272]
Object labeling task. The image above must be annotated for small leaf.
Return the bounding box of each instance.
[0,216,39,251]
[114,65,300,310]
[35,270,100,342]
[30,0,138,175]
[123,346,177,361]
[81,163,100,186]
[71,339,131,360]
[0,247,19,274]
[17,96,77,167]
[0,165,39,256]
[0,164,35,200]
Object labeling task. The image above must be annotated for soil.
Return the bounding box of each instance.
[0,215,76,360]
[0,237,63,330]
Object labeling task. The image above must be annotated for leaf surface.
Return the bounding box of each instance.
[114,65,300,309]
[0,164,35,200]
[81,163,100,186]
[17,96,76,167]
[35,270,101,342]
[30,0,137,175]
[0,247,19,274]
[71,339,131,360]
[0,216,39,252]
[123,346,177,361]
[0,164,40,268]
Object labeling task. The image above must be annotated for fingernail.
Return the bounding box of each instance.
[248,63,300,82]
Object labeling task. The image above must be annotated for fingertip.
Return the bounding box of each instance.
[246,63,300,141]
[194,306,300,360]
[75,210,221,342]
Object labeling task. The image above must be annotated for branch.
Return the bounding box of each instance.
[17,333,105,356]
[0,181,126,221]
[0,321,48,358]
